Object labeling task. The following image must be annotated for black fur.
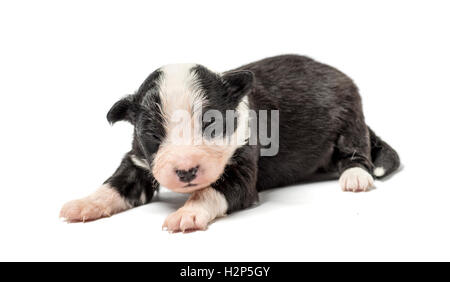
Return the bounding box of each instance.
[212,145,259,212]
[105,152,158,207]
[232,55,399,192]
[105,70,165,207]
[369,127,400,178]
[192,66,253,137]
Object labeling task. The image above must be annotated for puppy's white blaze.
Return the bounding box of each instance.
[339,167,374,192]
[373,167,386,177]
[130,154,150,171]
[158,63,203,137]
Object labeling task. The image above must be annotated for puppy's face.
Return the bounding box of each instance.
[107,64,253,193]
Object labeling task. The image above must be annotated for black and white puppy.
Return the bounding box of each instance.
[60,55,400,232]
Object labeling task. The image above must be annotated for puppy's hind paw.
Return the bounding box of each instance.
[339,167,374,192]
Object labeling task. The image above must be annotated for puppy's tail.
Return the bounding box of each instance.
[368,127,400,179]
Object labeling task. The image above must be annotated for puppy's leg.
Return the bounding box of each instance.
[60,153,158,222]
[59,184,131,222]
[163,187,228,232]
[163,145,259,232]
[336,123,374,192]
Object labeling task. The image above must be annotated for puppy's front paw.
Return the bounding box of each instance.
[163,208,210,233]
[60,198,111,223]
[339,167,374,192]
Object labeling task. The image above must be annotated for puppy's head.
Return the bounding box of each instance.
[107,64,253,193]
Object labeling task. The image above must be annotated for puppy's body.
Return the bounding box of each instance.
[60,55,400,231]
[236,55,398,190]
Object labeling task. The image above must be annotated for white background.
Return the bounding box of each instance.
[1,0,449,261]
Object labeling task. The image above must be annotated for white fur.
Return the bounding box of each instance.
[373,167,386,177]
[158,63,202,138]
[163,187,228,232]
[339,167,374,192]
[60,184,131,222]
[130,154,150,171]
[140,191,147,204]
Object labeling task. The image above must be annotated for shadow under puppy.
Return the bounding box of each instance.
[60,54,400,232]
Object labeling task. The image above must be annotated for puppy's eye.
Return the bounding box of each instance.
[144,132,161,142]
[203,118,221,139]
[141,138,159,154]
[136,131,161,154]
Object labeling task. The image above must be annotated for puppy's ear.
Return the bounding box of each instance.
[106,96,137,124]
[222,70,254,99]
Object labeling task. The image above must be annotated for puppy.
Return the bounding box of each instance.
[60,55,400,232]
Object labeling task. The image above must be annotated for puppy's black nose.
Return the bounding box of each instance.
[175,166,199,183]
